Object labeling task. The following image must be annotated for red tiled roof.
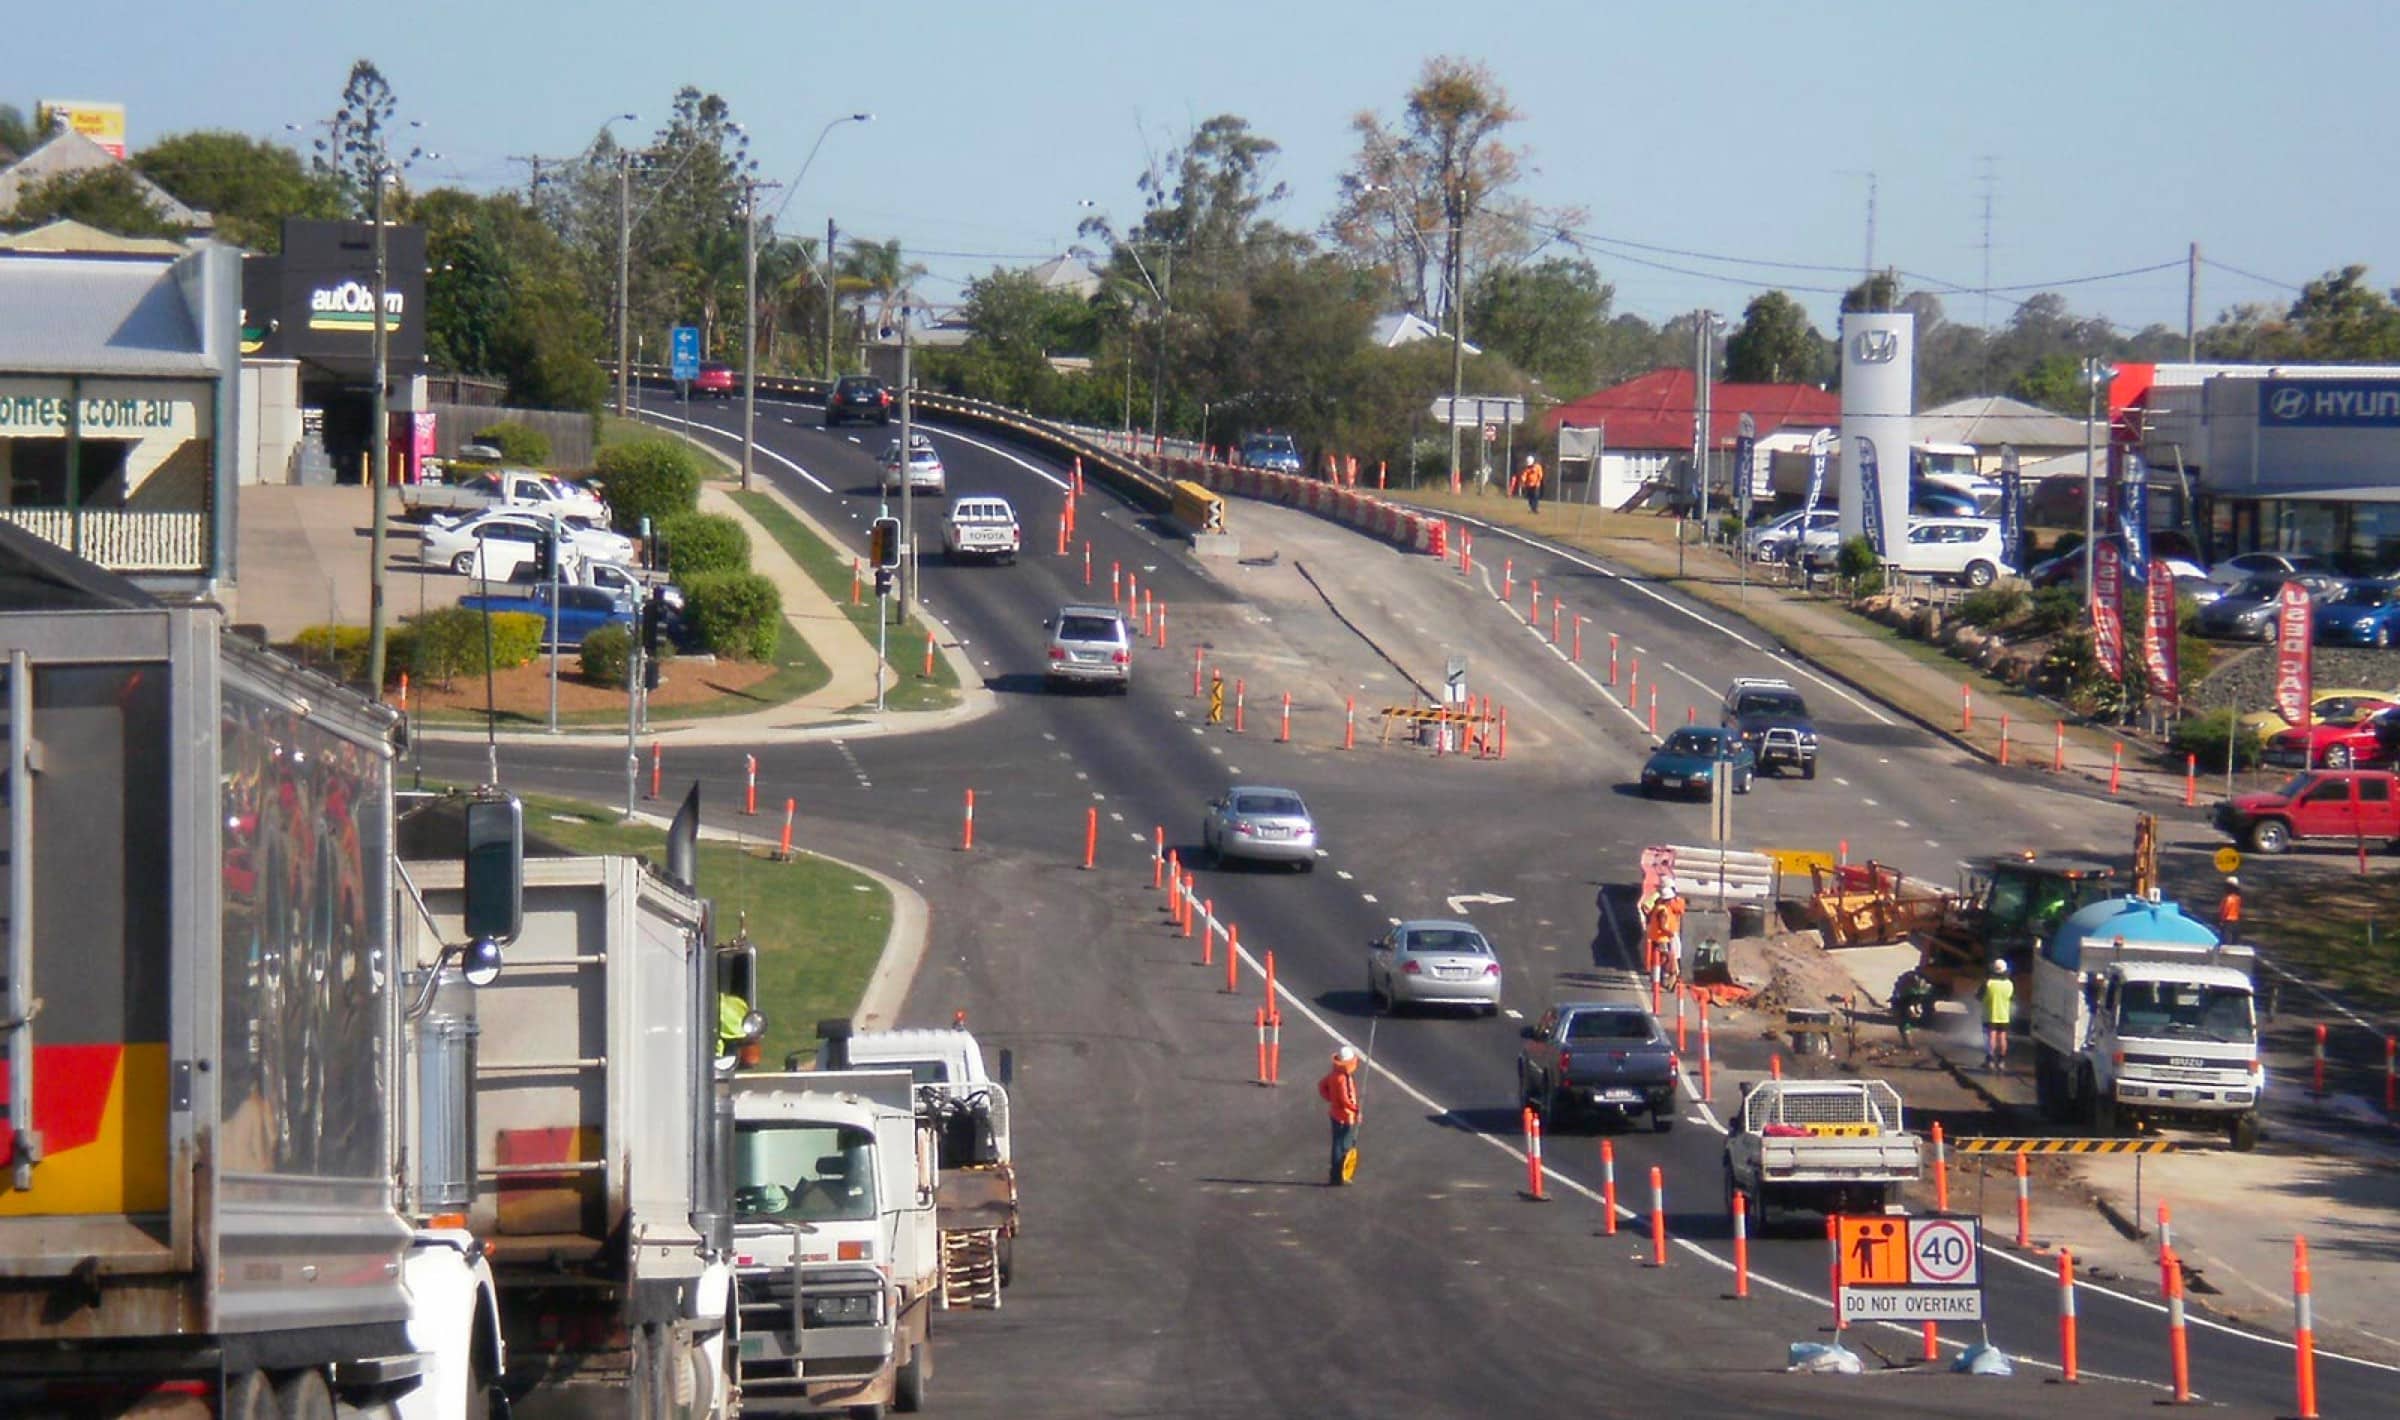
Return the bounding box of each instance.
[1542,369,1839,451]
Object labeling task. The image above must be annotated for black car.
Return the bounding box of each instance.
[1720,676,1819,779]
[824,375,892,427]
[2196,572,2347,640]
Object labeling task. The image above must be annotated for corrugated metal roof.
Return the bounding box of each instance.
[0,251,217,376]
[0,129,209,228]
[0,218,188,255]
[1541,368,1839,450]
[1915,395,2088,449]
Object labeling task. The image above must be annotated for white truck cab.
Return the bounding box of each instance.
[730,1069,939,1416]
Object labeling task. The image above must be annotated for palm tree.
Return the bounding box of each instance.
[835,238,927,355]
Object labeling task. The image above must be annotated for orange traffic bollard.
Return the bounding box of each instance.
[2058,1248,2079,1383]
[1083,806,1098,870]
[1503,558,1513,602]
[1932,1121,1949,1211]
[1999,711,2011,766]
[1648,1167,1667,1267]
[2053,721,2066,772]
[1263,949,1277,1016]
[1343,696,1356,751]
[1529,578,1541,620]
[1648,686,1658,735]
[2313,1023,2327,1096]
[744,754,758,816]
[1600,1138,1618,1235]
[1083,540,1092,586]
[1769,1053,1783,1081]
[2109,741,2123,794]
[1225,922,1239,994]
[1551,601,1562,645]
[1111,561,1121,604]
[2015,1148,2031,1247]
[1675,984,1688,1054]
[1198,898,1211,957]
[2185,753,2198,806]
[2165,1247,2192,1403]
[777,798,796,859]
[1573,616,1585,663]
[1961,682,1973,730]
[1255,1007,1269,1085]
[851,558,861,605]
[923,628,936,677]
[1234,679,1246,733]
[1698,1004,1713,1103]
[1279,691,1292,743]
[961,789,976,851]
[1495,707,1507,760]
[1152,826,1166,888]
[1731,1189,1749,1298]
[1156,604,1167,650]
[648,742,661,800]
[2295,1236,2319,1418]
[1266,1009,1281,1084]
[1192,646,1204,697]
[1523,1108,1547,1201]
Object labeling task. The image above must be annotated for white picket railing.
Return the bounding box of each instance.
[0,509,208,572]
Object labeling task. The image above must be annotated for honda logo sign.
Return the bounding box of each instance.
[1852,330,1899,364]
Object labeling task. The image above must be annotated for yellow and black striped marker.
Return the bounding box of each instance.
[1952,1138,2178,1155]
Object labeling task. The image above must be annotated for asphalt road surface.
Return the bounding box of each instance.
[422,393,2390,1416]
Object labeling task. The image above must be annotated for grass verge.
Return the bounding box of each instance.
[516,791,892,1066]
[2240,874,2400,1019]
[728,490,960,712]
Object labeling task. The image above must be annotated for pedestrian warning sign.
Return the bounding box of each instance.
[1836,1214,1984,1321]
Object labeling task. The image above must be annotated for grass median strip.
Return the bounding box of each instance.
[728,489,960,712]
[518,791,891,1066]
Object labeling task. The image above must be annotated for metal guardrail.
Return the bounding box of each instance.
[607,363,1176,515]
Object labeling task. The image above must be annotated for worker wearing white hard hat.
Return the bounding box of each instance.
[1979,958,2016,1072]
[1319,1047,1363,1185]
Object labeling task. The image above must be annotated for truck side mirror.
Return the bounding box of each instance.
[462,795,523,947]
[996,1047,1015,1086]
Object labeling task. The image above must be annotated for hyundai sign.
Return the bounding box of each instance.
[2259,379,2400,428]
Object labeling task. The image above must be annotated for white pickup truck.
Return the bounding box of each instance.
[942,495,1020,563]
[398,466,611,523]
[1723,1079,1922,1233]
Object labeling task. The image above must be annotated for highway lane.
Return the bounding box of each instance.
[432,406,2380,1413]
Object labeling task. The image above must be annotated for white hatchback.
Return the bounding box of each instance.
[1895,517,2013,587]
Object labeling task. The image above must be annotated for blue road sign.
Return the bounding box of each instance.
[670,325,700,382]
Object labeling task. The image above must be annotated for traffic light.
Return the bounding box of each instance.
[870,516,901,571]
[641,590,668,660]
[532,531,559,581]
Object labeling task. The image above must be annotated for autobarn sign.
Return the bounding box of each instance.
[241,218,426,373]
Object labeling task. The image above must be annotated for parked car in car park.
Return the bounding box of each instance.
[454,582,636,648]
[1042,604,1132,692]
[2314,580,2400,646]
[2240,690,2399,739]
[1892,517,2013,587]
[1200,785,1319,869]
[509,557,682,612]
[2263,704,2399,769]
[2197,573,2349,639]
[1366,920,1502,1015]
[421,509,588,580]
[2208,550,2331,588]
[825,374,893,426]
[1746,510,1840,563]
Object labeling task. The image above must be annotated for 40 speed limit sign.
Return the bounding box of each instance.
[1836,1214,1984,1321]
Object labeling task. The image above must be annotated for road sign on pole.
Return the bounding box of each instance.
[1835,1214,1985,1321]
[670,325,700,383]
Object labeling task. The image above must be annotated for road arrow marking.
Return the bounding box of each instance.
[1444,893,1516,914]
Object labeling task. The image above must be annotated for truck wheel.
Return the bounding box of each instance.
[894,1343,928,1413]
[2230,1112,2261,1153]
[224,1371,277,1420]
[998,1233,1016,1287]
[2248,820,2290,855]
[1801,759,1817,781]
[274,1369,336,1420]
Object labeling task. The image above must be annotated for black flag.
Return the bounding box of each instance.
[665,783,700,892]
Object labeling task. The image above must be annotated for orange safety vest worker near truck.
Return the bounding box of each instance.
[1318,1046,1362,1185]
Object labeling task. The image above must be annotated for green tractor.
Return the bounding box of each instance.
[1893,854,2119,1025]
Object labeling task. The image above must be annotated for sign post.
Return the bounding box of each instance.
[1835,1214,1985,1323]
[670,324,700,389]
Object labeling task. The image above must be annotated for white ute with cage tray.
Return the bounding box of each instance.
[1723,1078,1922,1232]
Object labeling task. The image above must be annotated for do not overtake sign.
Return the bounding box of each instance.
[1835,1214,1984,1321]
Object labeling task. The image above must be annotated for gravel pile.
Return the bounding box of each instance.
[2187,644,2400,714]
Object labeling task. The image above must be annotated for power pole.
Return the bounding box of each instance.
[616,155,632,416]
[897,307,915,618]
[1446,180,1467,493]
[739,178,778,490]
[366,160,392,695]
[824,218,839,378]
[2185,242,2200,363]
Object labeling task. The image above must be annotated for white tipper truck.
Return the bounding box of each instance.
[2029,895,2264,1151]
[0,542,508,1418]
[730,1068,940,1417]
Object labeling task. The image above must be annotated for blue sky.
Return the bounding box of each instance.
[17,0,2399,336]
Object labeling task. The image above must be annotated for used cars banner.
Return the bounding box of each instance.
[2143,555,2179,708]
[2091,537,2125,680]
[2274,581,2315,729]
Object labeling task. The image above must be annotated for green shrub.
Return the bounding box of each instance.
[656,511,752,579]
[682,572,782,661]
[1717,511,1743,546]
[2171,708,2265,773]
[2025,586,2083,636]
[291,624,371,681]
[1836,535,1880,580]
[473,421,551,466]
[579,622,634,685]
[1851,568,1885,599]
[593,439,702,535]
[405,607,546,686]
[1957,585,2028,629]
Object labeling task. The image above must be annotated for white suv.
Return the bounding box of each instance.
[1895,517,2012,588]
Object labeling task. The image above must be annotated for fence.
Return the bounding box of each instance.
[430,404,595,469]
[0,508,207,572]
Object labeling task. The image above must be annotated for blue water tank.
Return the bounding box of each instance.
[2042,896,2218,971]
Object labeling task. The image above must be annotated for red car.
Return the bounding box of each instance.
[2215,769,2400,854]
[2262,701,2400,770]
[693,361,736,398]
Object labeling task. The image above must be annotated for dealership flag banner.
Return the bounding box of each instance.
[2144,554,2180,709]
[2274,582,2315,729]
[1856,436,1886,556]
[1998,467,2023,568]
[2091,537,2125,681]
[2118,448,2150,581]
[1803,429,1832,522]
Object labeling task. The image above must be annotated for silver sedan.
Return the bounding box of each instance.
[1368,920,1502,1015]
[1199,786,1318,869]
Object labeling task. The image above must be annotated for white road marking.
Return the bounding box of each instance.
[1335,869,1355,881]
[1501,1007,1524,1020]
[918,425,1072,491]
[1360,893,1378,904]
[1834,776,1851,786]
[635,409,833,493]
[1862,798,1878,806]
[1893,819,1910,829]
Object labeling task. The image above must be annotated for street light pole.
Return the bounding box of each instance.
[2084,355,2100,596]
[367,158,391,695]
[760,113,872,382]
[1447,181,1467,495]
[898,307,916,618]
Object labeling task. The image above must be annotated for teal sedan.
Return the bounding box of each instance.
[1639,727,1756,799]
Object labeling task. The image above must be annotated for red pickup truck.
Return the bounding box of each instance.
[2213,769,2400,854]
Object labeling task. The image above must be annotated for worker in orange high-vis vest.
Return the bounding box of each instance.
[1643,881,1686,981]
[1318,1046,1362,1185]
[2219,876,2242,933]
[1519,454,1547,514]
